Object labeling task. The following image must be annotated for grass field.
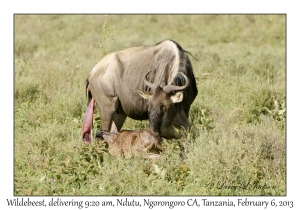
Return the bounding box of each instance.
[14,14,286,195]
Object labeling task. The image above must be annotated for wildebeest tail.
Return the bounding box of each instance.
[86,78,93,104]
[82,78,94,143]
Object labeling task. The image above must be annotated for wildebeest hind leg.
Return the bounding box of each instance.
[111,107,127,133]
[94,94,119,132]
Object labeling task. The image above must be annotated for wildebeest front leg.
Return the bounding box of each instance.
[89,87,118,133]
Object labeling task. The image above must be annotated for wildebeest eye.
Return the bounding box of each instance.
[160,104,166,111]
[170,91,176,95]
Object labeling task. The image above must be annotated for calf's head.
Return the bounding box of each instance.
[137,71,189,139]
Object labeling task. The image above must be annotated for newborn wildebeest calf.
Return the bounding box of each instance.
[96,129,163,159]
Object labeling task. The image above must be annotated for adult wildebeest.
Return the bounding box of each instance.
[96,129,163,159]
[82,39,197,143]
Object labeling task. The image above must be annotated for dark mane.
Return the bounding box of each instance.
[169,40,198,113]
[147,40,198,113]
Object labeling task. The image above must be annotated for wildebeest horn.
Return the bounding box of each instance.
[144,69,158,90]
[163,72,190,93]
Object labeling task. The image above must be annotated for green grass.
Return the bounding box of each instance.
[14,14,286,195]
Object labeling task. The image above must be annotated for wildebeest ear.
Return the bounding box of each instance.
[170,91,184,103]
[136,90,152,100]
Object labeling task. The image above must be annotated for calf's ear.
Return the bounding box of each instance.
[170,91,184,103]
[136,90,152,100]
